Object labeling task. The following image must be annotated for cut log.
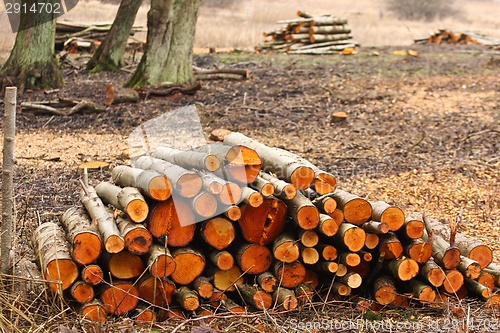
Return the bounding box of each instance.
[259,172,297,200]
[316,244,338,261]
[310,193,337,214]
[310,16,348,26]
[147,244,176,278]
[174,286,200,311]
[334,223,366,252]
[212,265,244,292]
[284,191,320,230]
[189,191,218,218]
[477,271,496,291]
[358,250,373,262]
[221,298,245,313]
[77,161,110,174]
[339,252,361,267]
[405,238,432,264]
[295,283,315,304]
[424,232,461,270]
[408,279,436,305]
[420,259,446,287]
[272,231,300,263]
[332,282,351,297]
[308,24,351,34]
[134,305,157,325]
[115,212,152,255]
[70,281,94,304]
[347,258,371,279]
[95,182,149,223]
[111,165,171,201]
[210,250,234,270]
[309,33,353,43]
[378,232,403,260]
[153,146,221,173]
[223,133,314,189]
[217,180,242,206]
[80,186,125,253]
[107,250,145,279]
[464,278,492,300]
[138,275,176,307]
[236,242,272,275]
[250,175,275,197]
[170,247,206,285]
[327,208,344,227]
[204,143,262,184]
[200,216,236,250]
[223,205,242,221]
[79,299,107,322]
[442,269,464,294]
[341,272,362,289]
[399,212,425,239]
[370,201,405,232]
[301,247,320,265]
[241,187,263,208]
[61,207,102,265]
[314,261,339,274]
[32,222,79,292]
[482,264,500,287]
[273,287,298,310]
[331,190,372,225]
[361,221,390,235]
[100,280,139,315]
[134,156,202,198]
[257,271,279,293]
[197,171,224,195]
[105,83,139,105]
[373,275,397,305]
[385,257,419,281]
[273,260,306,288]
[147,199,195,246]
[238,197,287,245]
[299,230,319,247]
[237,284,272,310]
[192,276,214,299]
[316,214,339,237]
[457,256,481,279]
[81,264,104,286]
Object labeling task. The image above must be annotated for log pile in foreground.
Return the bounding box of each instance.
[414,29,500,48]
[256,11,359,55]
[32,131,500,323]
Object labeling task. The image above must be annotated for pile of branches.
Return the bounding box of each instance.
[415,29,500,48]
[256,11,359,55]
[55,20,145,54]
[31,131,500,324]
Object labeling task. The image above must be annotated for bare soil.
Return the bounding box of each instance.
[2,43,500,332]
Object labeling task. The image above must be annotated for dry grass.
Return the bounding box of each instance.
[1,0,500,58]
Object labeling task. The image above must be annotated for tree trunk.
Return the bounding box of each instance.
[126,0,201,87]
[0,0,63,92]
[86,0,143,71]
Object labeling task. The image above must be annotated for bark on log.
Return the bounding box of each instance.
[95,182,149,223]
[457,256,481,279]
[210,250,234,270]
[250,175,275,197]
[241,187,264,208]
[361,221,390,235]
[61,207,102,265]
[70,280,94,304]
[221,298,245,313]
[273,260,306,288]
[200,216,236,250]
[153,146,221,173]
[399,212,425,239]
[259,172,297,200]
[341,272,362,289]
[115,212,152,255]
[105,83,139,105]
[373,275,397,305]
[147,244,176,278]
[308,25,351,34]
[100,280,139,315]
[80,299,107,322]
[370,201,405,232]
[464,278,492,300]
[482,264,500,287]
[170,247,205,285]
[192,276,214,299]
[134,156,202,198]
[314,261,339,274]
[147,199,195,246]
[272,231,300,263]
[257,271,279,293]
[309,193,337,214]
[224,205,242,221]
[405,238,432,264]
[309,33,353,43]
[332,282,351,297]
[273,287,298,310]
[420,259,446,287]
[174,286,200,311]
[111,165,171,201]
[423,231,461,270]
[197,170,224,195]
[385,257,419,281]
[316,214,339,237]
[82,264,104,286]
[138,275,176,307]
[223,133,314,189]
[238,197,287,245]
[237,284,272,310]
[339,252,361,267]
[236,242,272,275]
[283,191,320,230]
[331,190,372,225]
[80,186,125,253]
[295,283,315,304]
[32,222,79,292]
[333,223,366,252]
[408,279,436,305]
[107,250,145,279]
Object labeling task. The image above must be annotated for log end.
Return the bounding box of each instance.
[398,259,419,281]
[239,244,272,275]
[290,166,315,190]
[344,198,372,225]
[100,283,139,315]
[171,249,206,285]
[314,173,337,195]
[260,183,275,197]
[126,199,149,223]
[380,207,405,232]
[193,192,218,218]
[81,300,107,322]
[408,242,432,264]
[148,176,172,201]
[150,254,177,278]
[219,183,242,206]
[205,155,222,172]
[296,205,320,230]
[177,174,203,198]
[405,220,425,239]
[104,235,125,254]
[443,270,464,294]
[224,205,242,221]
[442,247,462,269]
[274,242,300,263]
[227,146,262,184]
[46,259,79,292]
[125,228,153,255]
[72,233,102,265]
[344,227,367,252]
[469,245,493,269]
[321,197,337,214]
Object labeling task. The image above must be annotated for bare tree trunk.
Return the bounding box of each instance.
[86,0,144,71]
[1,87,16,274]
[0,0,63,92]
[126,0,200,87]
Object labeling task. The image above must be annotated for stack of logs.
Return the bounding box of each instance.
[32,131,500,324]
[55,21,145,54]
[257,11,359,55]
[414,29,500,48]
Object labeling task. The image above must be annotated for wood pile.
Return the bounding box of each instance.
[415,29,500,48]
[55,20,145,53]
[256,11,359,55]
[32,131,500,323]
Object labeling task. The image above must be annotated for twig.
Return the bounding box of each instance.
[20,102,67,116]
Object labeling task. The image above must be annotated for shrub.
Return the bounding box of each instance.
[385,0,457,21]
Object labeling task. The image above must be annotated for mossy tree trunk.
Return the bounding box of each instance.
[126,0,200,88]
[86,0,144,72]
[0,0,63,92]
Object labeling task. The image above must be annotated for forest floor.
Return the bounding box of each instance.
[1,43,500,332]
